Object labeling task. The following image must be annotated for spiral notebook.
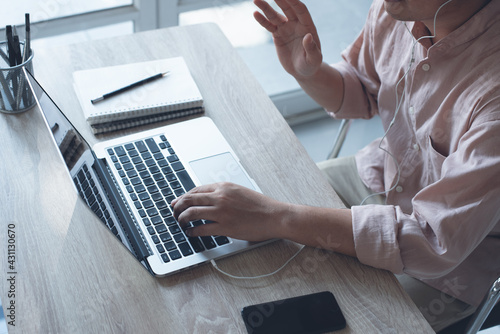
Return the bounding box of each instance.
[73,57,204,134]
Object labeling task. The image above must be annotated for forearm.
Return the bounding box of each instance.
[295,62,345,113]
[276,203,356,258]
[173,183,355,257]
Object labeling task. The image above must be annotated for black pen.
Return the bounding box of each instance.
[6,25,15,67]
[22,13,31,63]
[12,35,22,65]
[91,71,170,104]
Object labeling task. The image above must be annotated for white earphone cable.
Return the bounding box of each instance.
[359,0,453,205]
[210,245,305,279]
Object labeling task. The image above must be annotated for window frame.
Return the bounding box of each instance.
[0,0,322,118]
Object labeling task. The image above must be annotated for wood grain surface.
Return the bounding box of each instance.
[0,23,433,333]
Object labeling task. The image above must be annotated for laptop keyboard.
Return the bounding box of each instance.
[108,134,230,263]
[73,164,122,242]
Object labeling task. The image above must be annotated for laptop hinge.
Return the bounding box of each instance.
[91,152,151,262]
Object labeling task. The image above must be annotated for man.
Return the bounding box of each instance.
[173,0,500,330]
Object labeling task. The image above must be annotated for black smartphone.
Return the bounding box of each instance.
[241,291,346,334]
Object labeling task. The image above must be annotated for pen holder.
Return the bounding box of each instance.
[0,41,35,114]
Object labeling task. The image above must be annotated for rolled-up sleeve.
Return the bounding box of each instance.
[352,112,500,280]
[326,0,384,120]
[330,61,379,120]
[352,204,405,273]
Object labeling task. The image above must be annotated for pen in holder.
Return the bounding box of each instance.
[0,41,35,114]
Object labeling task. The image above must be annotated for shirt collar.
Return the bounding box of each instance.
[409,0,499,50]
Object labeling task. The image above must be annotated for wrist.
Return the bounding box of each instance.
[293,62,325,83]
[273,203,303,241]
[294,62,344,113]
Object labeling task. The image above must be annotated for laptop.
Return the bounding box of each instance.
[25,69,269,276]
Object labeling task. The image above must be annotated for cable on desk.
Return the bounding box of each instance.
[210,244,305,279]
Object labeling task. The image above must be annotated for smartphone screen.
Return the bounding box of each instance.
[241,291,346,334]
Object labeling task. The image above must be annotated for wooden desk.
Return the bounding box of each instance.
[0,24,433,333]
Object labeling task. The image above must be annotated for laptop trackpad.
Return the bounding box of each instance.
[189,152,255,190]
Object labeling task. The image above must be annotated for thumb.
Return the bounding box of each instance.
[303,33,322,65]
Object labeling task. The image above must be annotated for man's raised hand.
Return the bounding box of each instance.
[253,0,323,78]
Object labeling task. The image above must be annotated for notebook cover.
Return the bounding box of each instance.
[73,57,204,126]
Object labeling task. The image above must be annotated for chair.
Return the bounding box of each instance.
[465,277,500,333]
[327,119,352,159]
[438,277,500,334]
[327,120,500,333]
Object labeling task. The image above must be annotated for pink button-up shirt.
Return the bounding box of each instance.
[331,0,500,306]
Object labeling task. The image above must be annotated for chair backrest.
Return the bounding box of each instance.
[465,277,500,334]
[327,119,352,159]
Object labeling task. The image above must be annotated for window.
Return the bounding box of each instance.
[1,0,152,41]
[3,0,132,26]
[3,0,372,120]
[179,0,372,118]
[31,22,134,50]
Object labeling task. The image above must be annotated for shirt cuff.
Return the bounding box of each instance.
[328,61,372,119]
[352,204,405,274]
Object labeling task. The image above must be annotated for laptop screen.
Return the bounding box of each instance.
[24,68,138,256]
[25,69,90,173]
